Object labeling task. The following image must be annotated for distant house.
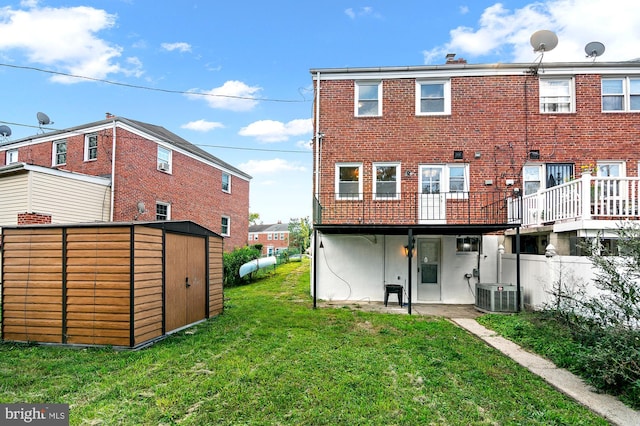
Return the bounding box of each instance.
[248,222,290,256]
[0,115,251,250]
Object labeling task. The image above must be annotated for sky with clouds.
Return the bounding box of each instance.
[1,0,639,224]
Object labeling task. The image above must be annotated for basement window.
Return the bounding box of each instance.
[456,236,480,253]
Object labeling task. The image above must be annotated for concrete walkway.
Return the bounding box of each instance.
[452,318,640,426]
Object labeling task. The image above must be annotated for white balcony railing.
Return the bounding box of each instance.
[513,174,640,227]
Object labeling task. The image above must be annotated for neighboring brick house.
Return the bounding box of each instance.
[310,59,640,311]
[0,115,251,250]
[248,222,290,256]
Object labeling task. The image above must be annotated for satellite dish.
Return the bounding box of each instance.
[585,41,605,58]
[0,125,11,138]
[37,111,53,126]
[137,202,146,214]
[530,30,558,53]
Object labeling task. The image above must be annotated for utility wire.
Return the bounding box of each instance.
[0,63,310,103]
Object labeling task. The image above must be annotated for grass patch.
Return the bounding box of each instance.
[1,259,608,425]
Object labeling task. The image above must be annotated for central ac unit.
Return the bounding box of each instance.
[475,283,518,313]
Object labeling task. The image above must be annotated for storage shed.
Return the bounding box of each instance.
[1,221,224,349]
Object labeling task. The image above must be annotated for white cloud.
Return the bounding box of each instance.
[424,0,640,64]
[181,119,224,132]
[459,5,470,15]
[186,80,261,111]
[239,118,312,142]
[296,139,312,151]
[0,4,141,83]
[161,42,192,52]
[238,158,306,175]
[345,6,381,20]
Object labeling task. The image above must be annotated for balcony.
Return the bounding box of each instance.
[513,174,640,227]
[313,191,514,226]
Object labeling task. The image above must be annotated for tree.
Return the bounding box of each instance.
[288,217,311,254]
[249,212,261,226]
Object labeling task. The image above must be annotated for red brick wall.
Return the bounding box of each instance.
[314,73,640,222]
[18,212,52,225]
[5,125,249,251]
[249,232,289,255]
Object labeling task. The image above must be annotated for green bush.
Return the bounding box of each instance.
[223,246,260,287]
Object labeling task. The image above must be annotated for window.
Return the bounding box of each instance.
[597,161,624,177]
[156,202,170,220]
[539,78,573,113]
[373,163,400,200]
[53,140,67,165]
[355,81,381,116]
[222,172,231,192]
[274,233,279,240]
[602,77,640,112]
[416,80,451,115]
[523,165,542,196]
[157,146,172,172]
[6,149,18,165]
[221,216,230,236]
[336,163,363,199]
[84,133,98,161]
[420,165,469,196]
[268,233,272,240]
[456,236,480,253]
[545,163,574,187]
[448,165,467,193]
[280,232,285,240]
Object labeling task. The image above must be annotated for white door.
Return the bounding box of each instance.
[417,239,441,301]
[419,166,446,224]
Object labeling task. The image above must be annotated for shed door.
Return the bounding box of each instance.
[165,233,206,332]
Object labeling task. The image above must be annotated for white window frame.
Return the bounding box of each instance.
[221,216,230,236]
[157,146,172,173]
[523,165,543,196]
[6,149,18,165]
[373,162,401,200]
[280,232,285,240]
[597,161,625,178]
[335,163,363,200]
[445,164,469,198]
[355,81,382,117]
[602,77,640,112]
[52,139,67,166]
[222,172,231,193]
[155,202,171,220]
[268,233,272,240]
[84,133,98,161]
[539,78,574,113]
[416,80,451,115]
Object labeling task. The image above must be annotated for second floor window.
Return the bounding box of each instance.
[85,133,98,161]
[6,149,18,165]
[539,78,573,113]
[373,163,400,200]
[53,140,67,166]
[336,163,362,200]
[156,202,170,220]
[355,81,381,117]
[602,77,640,112]
[157,146,172,172]
[416,80,451,115]
[222,172,231,192]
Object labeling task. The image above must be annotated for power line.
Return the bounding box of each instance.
[0,63,310,103]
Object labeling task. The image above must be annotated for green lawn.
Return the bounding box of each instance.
[0,259,608,425]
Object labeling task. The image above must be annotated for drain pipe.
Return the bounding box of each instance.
[109,116,117,221]
[497,243,504,283]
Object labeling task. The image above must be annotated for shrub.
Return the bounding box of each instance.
[223,246,260,287]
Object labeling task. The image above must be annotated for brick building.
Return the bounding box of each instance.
[248,222,290,256]
[310,59,640,311]
[0,115,251,250]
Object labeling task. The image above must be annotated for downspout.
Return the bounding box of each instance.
[314,71,321,199]
[313,228,318,309]
[516,226,521,312]
[407,229,413,315]
[109,118,117,221]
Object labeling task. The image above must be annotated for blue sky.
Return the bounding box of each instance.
[1,0,640,224]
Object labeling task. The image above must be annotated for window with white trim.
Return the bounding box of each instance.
[84,133,98,161]
[523,165,542,196]
[157,146,172,173]
[222,172,231,192]
[221,216,230,236]
[156,202,170,220]
[456,236,480,253]
[268,233,272,240]
[6,149,18,165]
[416,80,451,115]
[447,165,467,193]
[355,81,382,117]
[53,140,67,166]
[336,163,363,200]
[280,232,285,240]
[373,163,400,200]
[539,78,573,113]
[602,77,640,112]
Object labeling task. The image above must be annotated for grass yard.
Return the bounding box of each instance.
[0,259,608,425]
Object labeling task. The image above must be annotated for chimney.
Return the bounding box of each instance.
[106,112,114,119]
